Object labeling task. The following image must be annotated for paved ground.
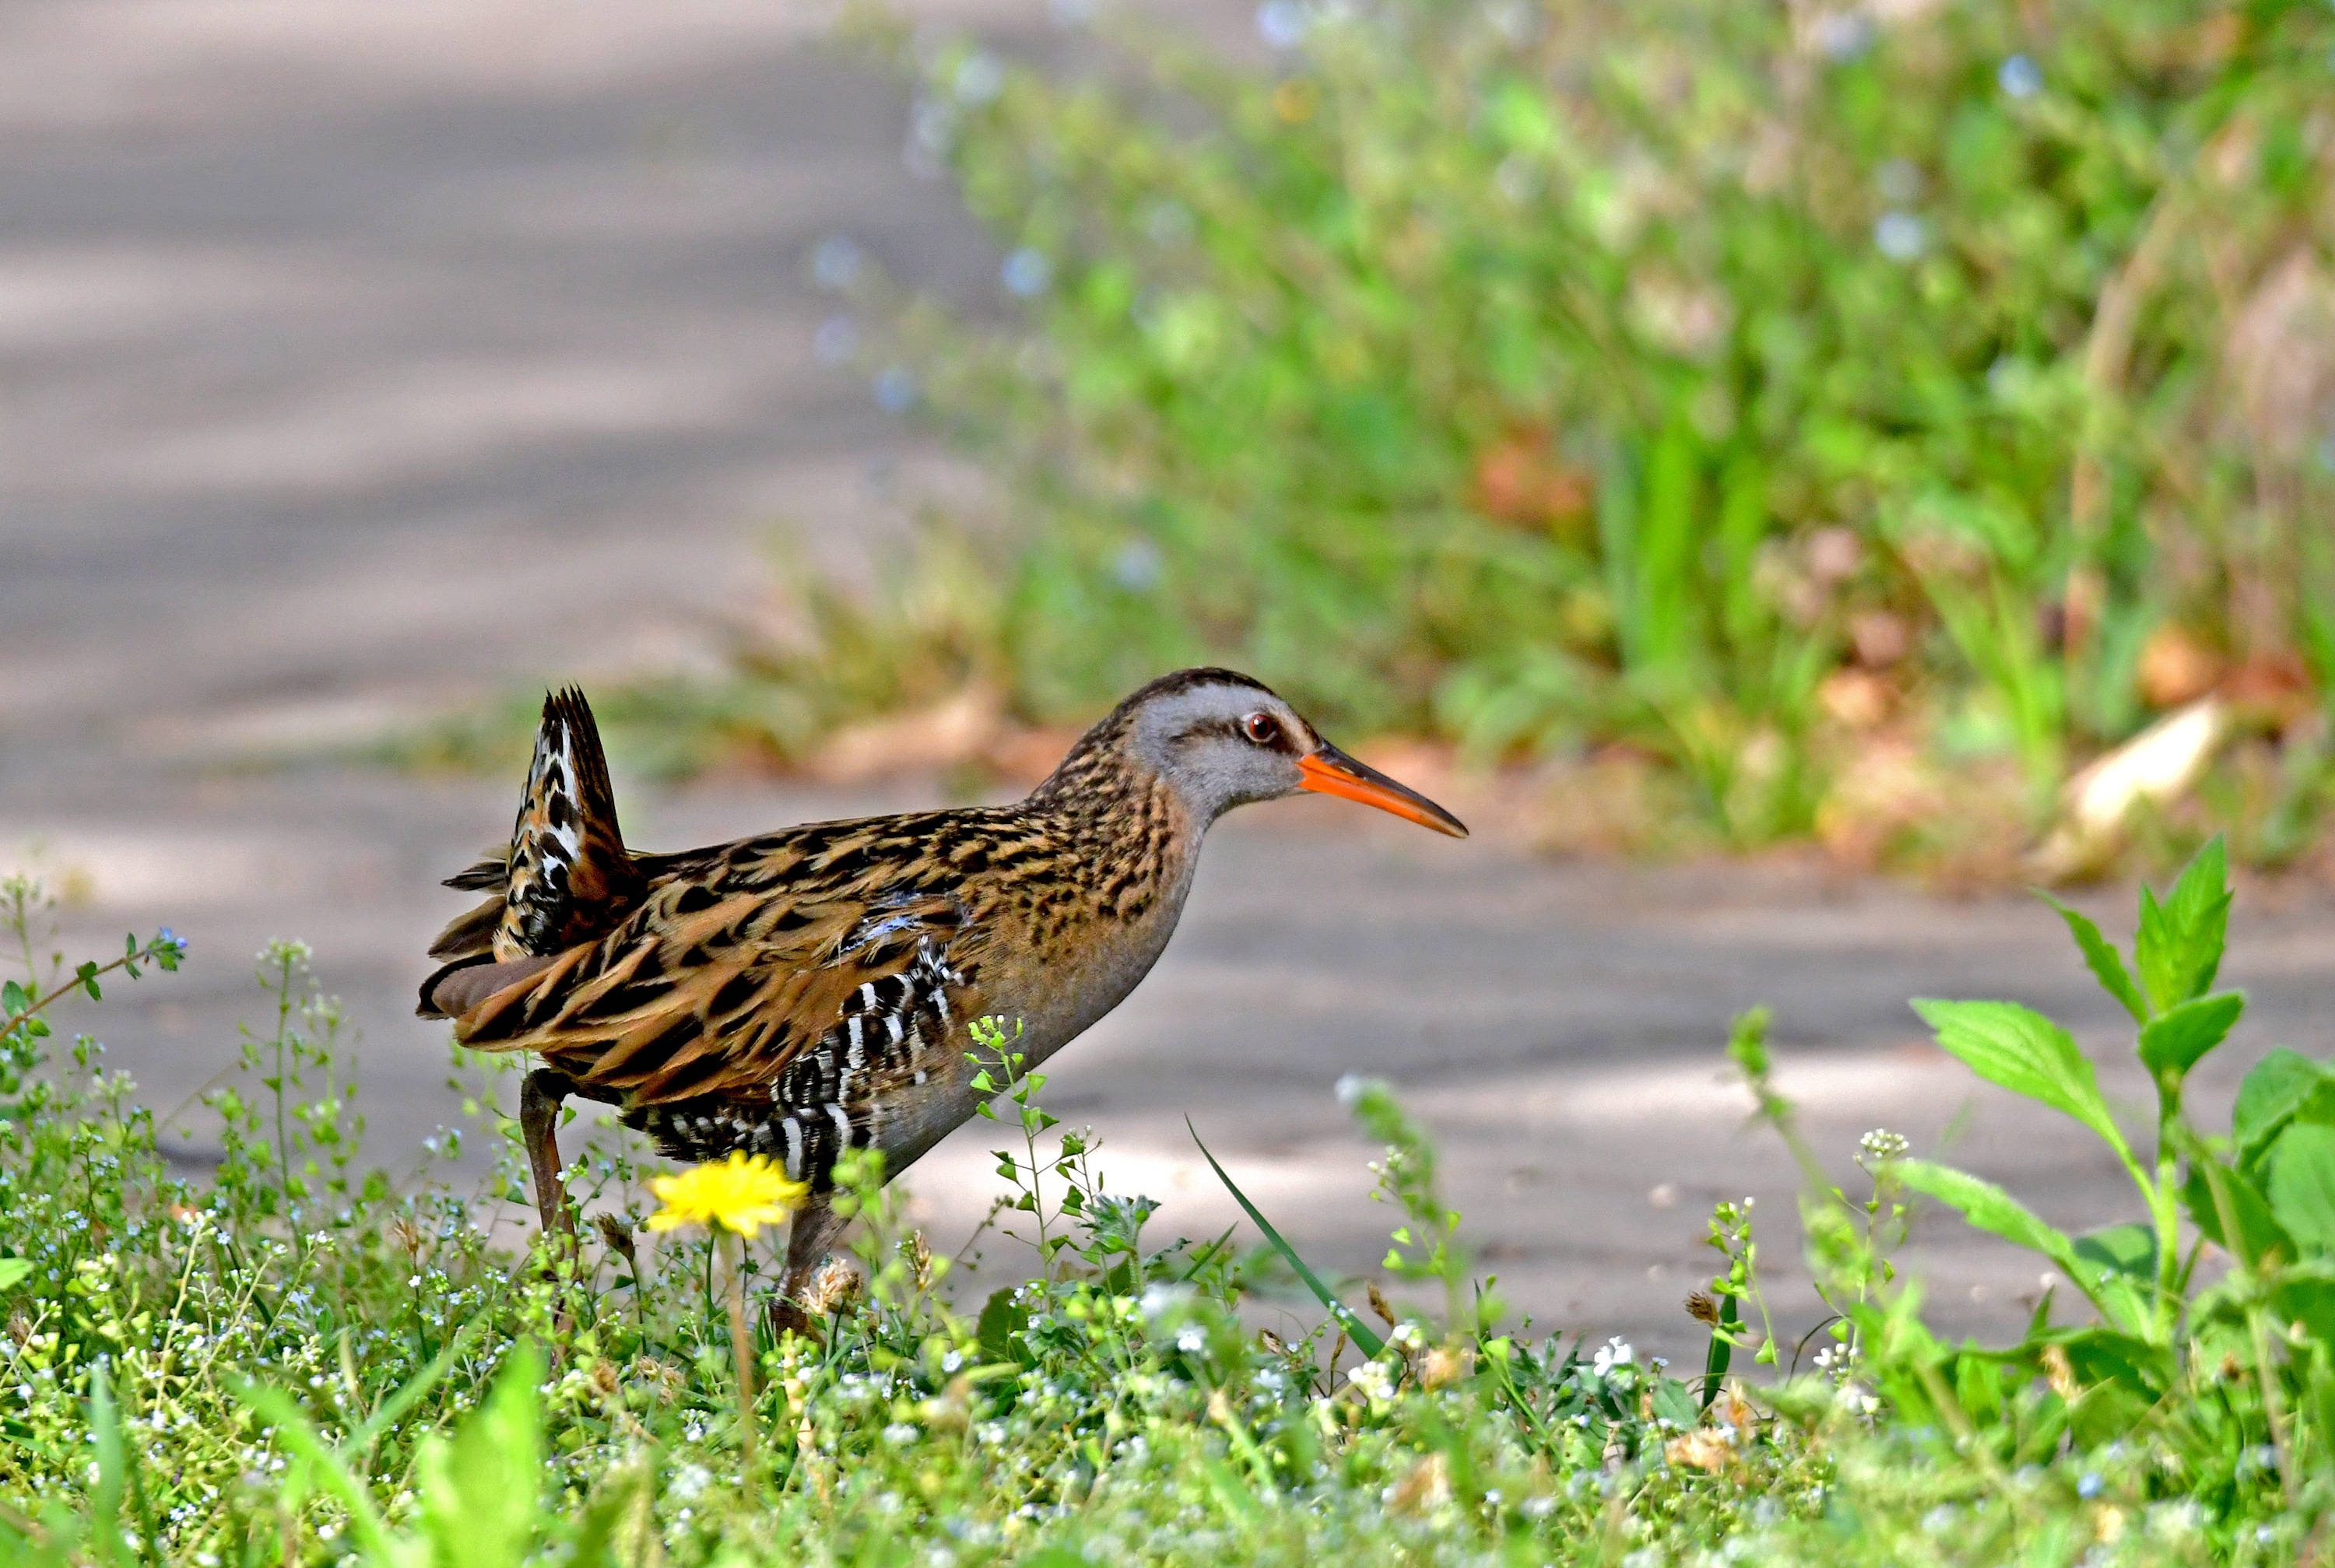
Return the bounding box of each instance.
[3,0,2332,1365]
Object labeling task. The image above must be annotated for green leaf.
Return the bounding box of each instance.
[977,1286,1034,1367]
[2268,1124,2335,1256]
[1650,1377,1699,1429]
[2133,837,2231,1016]
[2180,1158,2291,1269]
[2071,1222,2159,1336]
[1911,999,2130,1159]
[418,1341,544,1568]
[2071,1222,2155,1280]
[2052,1327,2178,1393]
[1188,1118,1385,1358]
[2042,896,2147,1024]
[1898,1159,2094,1290]
[2233,1048,2335,1171]
[1701,1289,1739,1410]
[0,1259,28,1293]
[2137,992,2245,1088]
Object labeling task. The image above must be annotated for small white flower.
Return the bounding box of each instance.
[1347,1359,1396,1404]
[1175,1324,1207,1354]
[952,53,1003,106]
[1875,212,1927,261]
[1001,249,1052,298]
[1255,0,1306,50]
[1858,1128,1909,1163]
[1591,1337,1634,1377]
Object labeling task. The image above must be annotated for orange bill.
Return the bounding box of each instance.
[1296,745,1468,838]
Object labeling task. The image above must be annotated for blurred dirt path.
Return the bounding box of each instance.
[2,0,2332,1363]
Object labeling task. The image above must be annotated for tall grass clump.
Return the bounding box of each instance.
[2,844,2335,1563]
[774,0,2335,868]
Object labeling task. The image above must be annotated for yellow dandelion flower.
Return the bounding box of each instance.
[645,1152,809,1238]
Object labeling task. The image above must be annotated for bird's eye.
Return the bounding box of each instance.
[1241,712,1281,745]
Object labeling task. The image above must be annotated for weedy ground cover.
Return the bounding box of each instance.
[465,0,2335,877]
[0,841,2329,1565]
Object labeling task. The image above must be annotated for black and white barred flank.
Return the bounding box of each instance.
[626,942,965,1184]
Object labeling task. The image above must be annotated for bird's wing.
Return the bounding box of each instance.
[420,689,645,1014]
[448,875,971,1110]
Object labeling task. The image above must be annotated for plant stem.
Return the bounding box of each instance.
[2153,1089,2182,1340]
[0,950,150,1040]
[722,1229,757,1472]
[2249,1303,2298,1510]
[272,952,295,1215]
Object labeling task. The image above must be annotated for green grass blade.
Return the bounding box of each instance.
[1701,1291,1739,1411]
[1187,1118,1385,1358]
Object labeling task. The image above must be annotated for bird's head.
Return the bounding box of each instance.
[1056,668,1467,837]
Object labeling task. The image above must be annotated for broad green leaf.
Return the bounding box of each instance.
[2275,1272,2335,1349]
[1911,999,2130,1159]
[1898,1159,2093,1289]
[0,1259,27,1293]
[1189,1118,1385,1358]
[2233,1048,2335,1170]
[2268,1124,2335,1256]
[2050,1324,2177,1405]
[1649,1377,1699,1429]
[419,1342,544,1568]
[2072,1222,2155,1280]
[2133,837,2231,1016]
[2137,992,2245,1088]
[1954,1352,2007,1424]
[2072,1222,2160,1337]
[2181,1159,2293,1269]
[978,1287,1035,1367]
[2042,896,2147,1024]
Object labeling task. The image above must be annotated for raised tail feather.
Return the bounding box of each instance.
[418,687,646,1019]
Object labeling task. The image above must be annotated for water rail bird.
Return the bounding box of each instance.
[419,668,1466,1308]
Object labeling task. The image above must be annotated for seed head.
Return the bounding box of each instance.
[801,1257,865,1317]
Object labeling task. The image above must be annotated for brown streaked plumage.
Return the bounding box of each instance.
[419,670,1466,1310]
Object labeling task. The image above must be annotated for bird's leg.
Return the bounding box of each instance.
[769,1194,850,1339]
[520,1067,579,1237]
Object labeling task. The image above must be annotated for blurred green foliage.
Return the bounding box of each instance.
[813,0,2335,854]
